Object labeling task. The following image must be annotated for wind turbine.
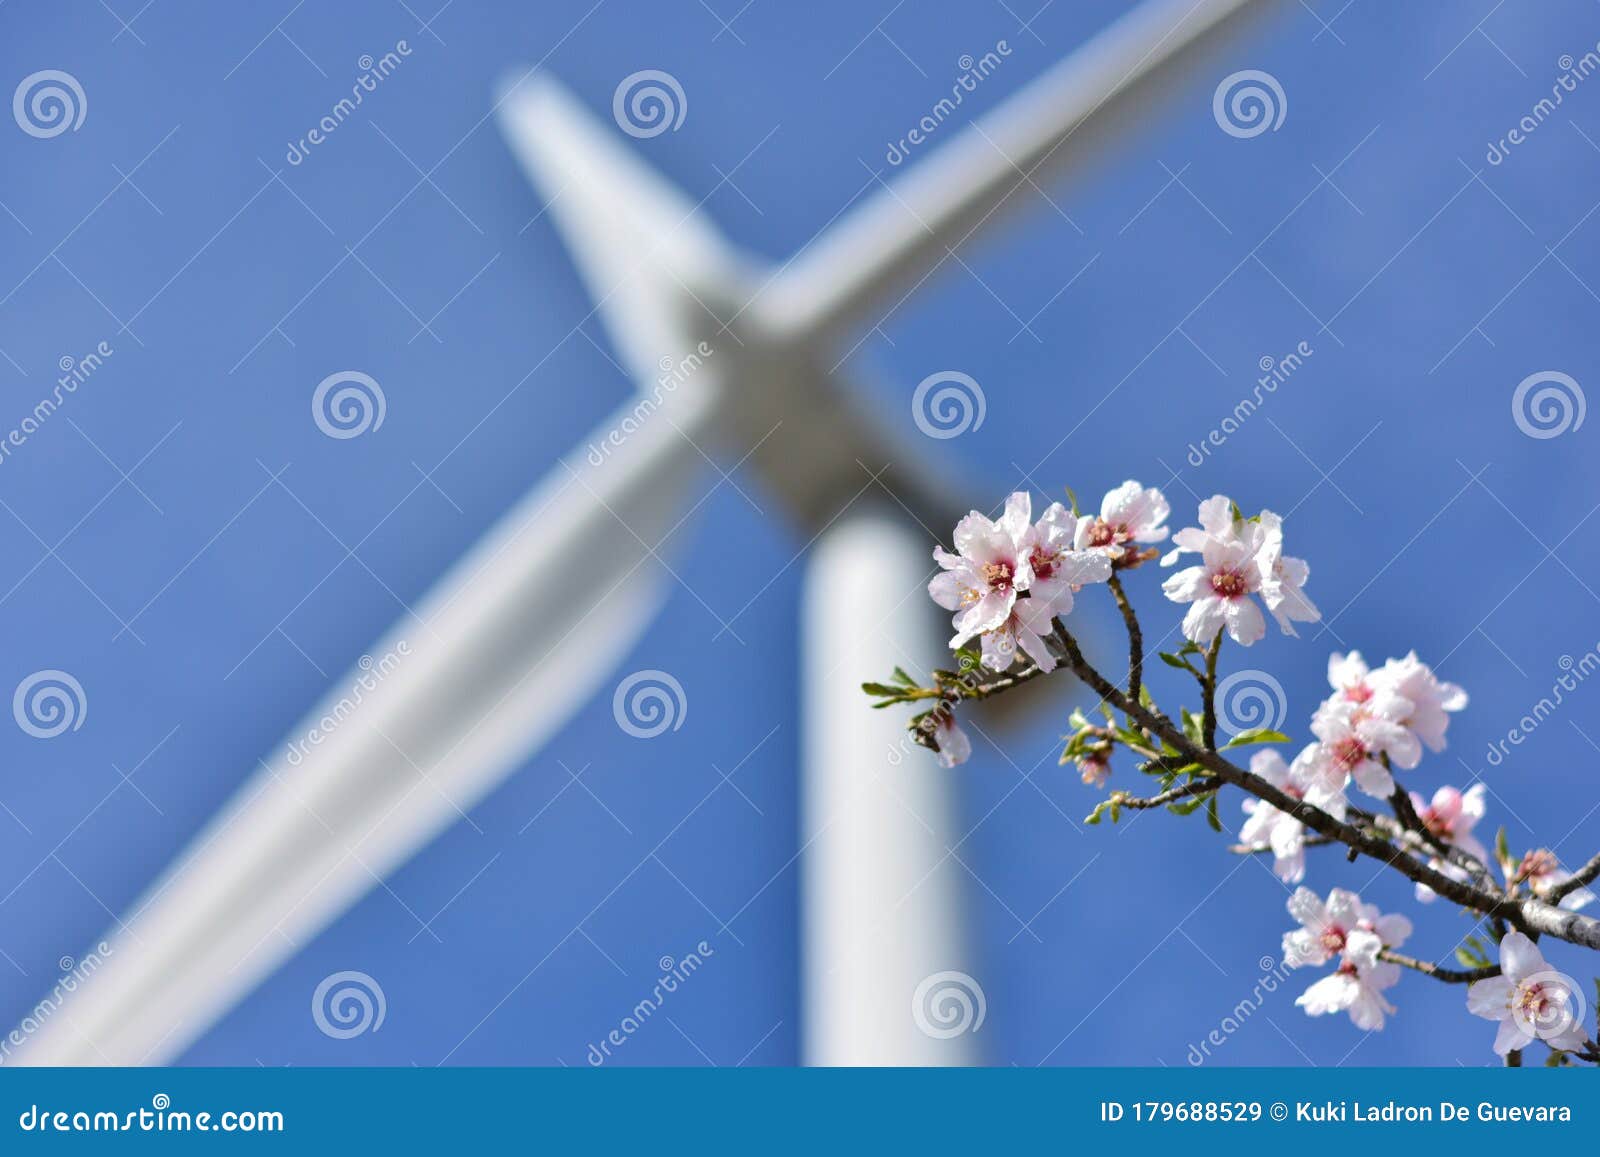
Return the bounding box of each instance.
[14,0,1274,1066]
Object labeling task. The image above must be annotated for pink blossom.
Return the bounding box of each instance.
[929,493,1034,647]
[1467,931,1593,1055]
[1238,746,1347,883]
[1018,502,1111,614]
[1073,480,1170,560]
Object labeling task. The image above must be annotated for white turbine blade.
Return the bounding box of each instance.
[760,0,1274,339]
[15,383,716,1066]
[496,73,746,382]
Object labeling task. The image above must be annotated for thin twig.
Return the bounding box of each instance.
[1106,574,1143,705]
[1202,632,1222,751]
[1111,779,1220,810]
[1548,850,1600,904]
[1378,949,1499,984]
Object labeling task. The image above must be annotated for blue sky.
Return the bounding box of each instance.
[1,0,1599,1067]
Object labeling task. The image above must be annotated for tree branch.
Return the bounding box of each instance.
[1050,624,1600,952]
[1378,949,1499,984]
[1110,779,1220,810]
[1106,574,1143,706]
[1548,850,1600,904]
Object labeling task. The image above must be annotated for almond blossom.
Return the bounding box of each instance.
[1467,931,1594,1056]
[929,493,1034,647]
[929,708,972,769]
[1238,746,1348,883]
[1373,652,1467,753]
[1513,849,1596,911]
[1284,887,1409,1031]
[1161,531,1270,645]
[1309,696,1422,798]
[1327,651,1379,704]
[1255,511,1319,636]
[1282,886,1411,969]
[1160,494,1237,566]
[1073,480,1169,561]
[980,598,1062,673]
[1409,785,1489,903]
[1018,502,1111,613]
[1325,651,1466,755]
[1076,745,1111,788]
[1159,498,1315,647]
[1295,954,1402,1031]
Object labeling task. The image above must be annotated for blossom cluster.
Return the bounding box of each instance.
[909,480,1598,1060]
[1243,649,1472,886]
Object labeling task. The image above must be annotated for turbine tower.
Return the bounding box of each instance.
[14,0,1274,1066]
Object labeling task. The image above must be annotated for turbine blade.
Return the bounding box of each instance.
[758,0,1276,339]
[15,384,716,1065]
[496,73,745,384]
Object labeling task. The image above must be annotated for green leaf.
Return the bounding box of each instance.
[1138,684,1155,709]
[1158,651,1196,671]
[1178,641,1202,656]
[860,682,904,698]
[1223,728,1291,749]
[1181,707,1204,746]
[1063,485,1080,517]
[891,666,917,687]
[1495,826,1512,866]
[1206,793,1223,833]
